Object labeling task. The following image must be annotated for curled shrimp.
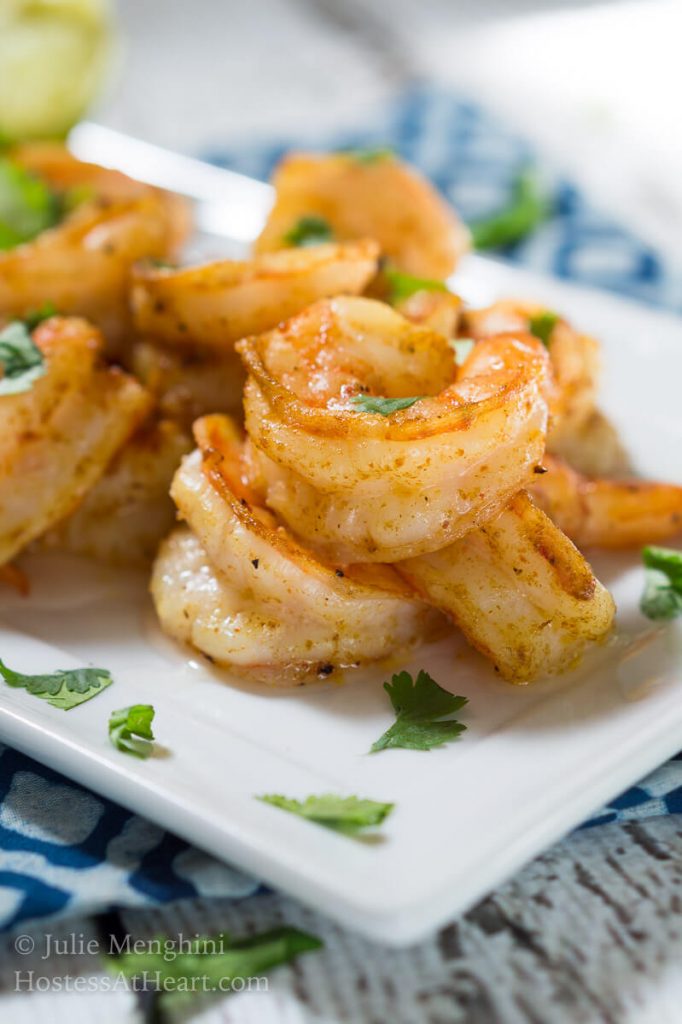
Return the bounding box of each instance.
[529,455,682,549]
[151,415,440,684]
[132,240,379,348]
[131,340,245,427]
[237,296,551,563]
[41,418,192,565]
[0,316,151,567]
[462,299,601,456]
[0,145,188,354]
[397,491,615,683]
[254,151,469,278]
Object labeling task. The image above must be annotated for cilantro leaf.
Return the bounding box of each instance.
[371,669,468,752]
[0,320,46,395]
[450,338,475,366]
[283,215,334,247]
[23,302,57,330]
[107,927,322,1004]
[469,169,550,251]
[0,158,61,250]
[258,793,394,834]
[529,310,560,347]
[350,393,422,416]
[0,658,113,710]
[641,546,682,620]
[384,267,447,305]
[344,146,394,164]
[109,704,156,758]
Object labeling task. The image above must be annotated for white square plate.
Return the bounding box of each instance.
[1,254,681,946]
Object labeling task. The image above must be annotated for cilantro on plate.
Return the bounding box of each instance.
[371,669,468,752]
[0,658,112,710]
[641,546,682,620]
[109,704,156,758]
[258,793,394,835]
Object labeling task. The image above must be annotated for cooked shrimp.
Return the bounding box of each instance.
[397,491,615,683]
[529,455,682,549]
[548,407,630,477]
[132,240,379,348]
[0,145,189,354]
[393,288,462,338]
[462,300,601,453]
[0,316,151,566]
[237,297,551,562]
[41,419,191,565]
[151,415,441,684]
[254,151,469,278]
[131,341,245,427]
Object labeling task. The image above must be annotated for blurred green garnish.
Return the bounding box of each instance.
[0,158,61,249]
[283,215,334,247]
[469,170,551,251]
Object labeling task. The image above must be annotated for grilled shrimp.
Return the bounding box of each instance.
[393,288,462,338]
[462,300,601,453]
[529,455,682,549]
[0,316,151,566]
[547,407,630,477]
[132,240,379,348]
[151,416,440,684]
[254,151,469,278]
[238,297,551,563]
[397,491,615,683]
[0,145,188,354]
[41,419,191,565]
[131,341,245,427]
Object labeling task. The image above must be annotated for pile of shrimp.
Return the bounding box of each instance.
[2,144,681,684]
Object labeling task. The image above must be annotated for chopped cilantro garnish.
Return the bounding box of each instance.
[258,793,394,835]
[107,927,322,1006]
[384,267,447,305]
[641,546,682,620]
[450,338,475,366]
[0,658,112,710]
[23,302,57,330]
[529,310,560,347]
[0,158,61,250]
[469,169,550,251]
[350,393,422,416]
[371,669,468,752]
[109,704,156,758]
[283,215,333,247]
[0,321,45,395]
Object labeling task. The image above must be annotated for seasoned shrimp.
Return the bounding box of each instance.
[131,341,245,427]
[238,297,551,562]
[397,491,615,683]
[41,419,191,565]
[529,455,682,549]
[254,151,469,278]
[132,240,379,348]
[0,316,151,566]
[0,145,188,354]
[462,300,601,454]
[547,407,630,477]
[151,416,441,684]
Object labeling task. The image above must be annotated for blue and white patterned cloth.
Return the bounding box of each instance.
[1,85,681,933]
